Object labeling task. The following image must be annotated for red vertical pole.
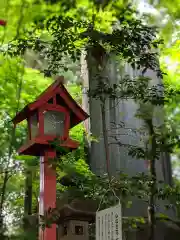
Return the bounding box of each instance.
[39,149,56,240]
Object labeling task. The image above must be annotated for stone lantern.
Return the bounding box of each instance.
[57,199,96,240]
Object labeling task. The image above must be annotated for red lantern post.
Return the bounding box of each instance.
[12,77,89,240]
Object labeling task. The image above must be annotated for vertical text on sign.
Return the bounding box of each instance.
[96,205,122,240]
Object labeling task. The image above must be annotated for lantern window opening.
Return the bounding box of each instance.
[75,225,84,235]
[43,110,66,137]
[63,224,68,236]
[30,112,39,139]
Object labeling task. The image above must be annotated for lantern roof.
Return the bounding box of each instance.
[12,77,89,128]
[57,204,95,224]
[56,199,97,224]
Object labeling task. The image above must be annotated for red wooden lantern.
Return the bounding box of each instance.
[13,77,89,156]
[12,77,89,240]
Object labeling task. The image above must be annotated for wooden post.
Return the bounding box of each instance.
[39,149,56,240]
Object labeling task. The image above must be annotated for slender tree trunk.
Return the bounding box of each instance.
[23,169,33,239]
[147,120,157,240]
[0,171,9,238]
[24,169,32,215]
[101,100,111,178]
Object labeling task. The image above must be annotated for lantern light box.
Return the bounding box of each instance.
[12,77,89,156]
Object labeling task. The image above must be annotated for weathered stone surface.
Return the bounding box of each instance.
[81,52,177,239]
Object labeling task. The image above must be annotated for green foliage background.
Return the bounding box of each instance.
[0,0,179,238]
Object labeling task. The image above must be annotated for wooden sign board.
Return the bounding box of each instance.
[96,204,122,240]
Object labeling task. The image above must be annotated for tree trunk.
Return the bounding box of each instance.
[0,171,9,239]
[23,169,33,240]
[146,119,157,240]
[101,100,111,177]
[24,169,32,215]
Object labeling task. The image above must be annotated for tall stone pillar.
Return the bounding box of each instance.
[81,51,176,239]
